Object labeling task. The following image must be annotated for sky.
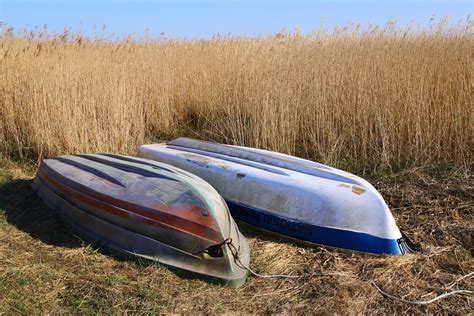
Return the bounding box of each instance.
[0,0,472,38]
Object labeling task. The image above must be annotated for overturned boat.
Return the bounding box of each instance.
[32,154,249,287]
[139,138,417,255]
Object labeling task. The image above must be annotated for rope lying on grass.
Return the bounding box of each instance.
[224,238,340,279]
[226,239,345,279]
[224,239,474,305]
[371,281,473,305]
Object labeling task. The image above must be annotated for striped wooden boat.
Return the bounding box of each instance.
[138,138,418,255]
[32,154,249,287]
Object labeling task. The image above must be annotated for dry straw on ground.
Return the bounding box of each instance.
[0,161,472,313]
[0,20,472,172]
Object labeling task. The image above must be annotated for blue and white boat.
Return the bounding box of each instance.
[138,138,418,255]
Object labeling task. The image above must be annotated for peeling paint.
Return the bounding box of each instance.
[351,186,366,195]
[179,152,229,170]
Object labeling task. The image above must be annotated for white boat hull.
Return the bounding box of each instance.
[138,138,416,255]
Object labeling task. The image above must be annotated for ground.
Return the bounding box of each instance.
[0,159,472,313]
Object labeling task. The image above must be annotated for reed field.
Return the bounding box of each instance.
[0,21,473,313]
[0,21,472,172]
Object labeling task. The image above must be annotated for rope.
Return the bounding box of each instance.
[371,282,473,305]
[225,238,346,279]
[221,238,474,305]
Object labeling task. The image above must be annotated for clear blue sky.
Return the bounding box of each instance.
[1,0,471,38]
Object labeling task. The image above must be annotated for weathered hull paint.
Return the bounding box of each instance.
[138,138,412,255]
[227,201,403,255]
[32,154,249,287]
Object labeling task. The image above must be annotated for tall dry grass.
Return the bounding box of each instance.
[0,21,472,172]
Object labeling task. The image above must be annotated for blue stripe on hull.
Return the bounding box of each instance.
[226,200,403,255]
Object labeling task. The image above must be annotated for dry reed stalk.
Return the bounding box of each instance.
[0,21,472,172]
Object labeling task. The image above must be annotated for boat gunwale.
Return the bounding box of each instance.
[226,199,405,255]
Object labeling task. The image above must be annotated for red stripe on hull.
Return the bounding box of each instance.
[38,167,222,243]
